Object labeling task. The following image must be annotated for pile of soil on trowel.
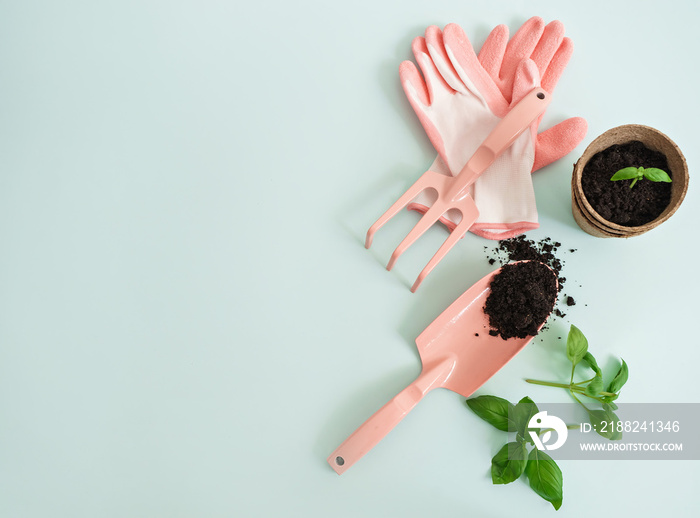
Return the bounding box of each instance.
[484,261,558,340]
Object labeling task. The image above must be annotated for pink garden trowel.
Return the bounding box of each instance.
[328,261,557,474]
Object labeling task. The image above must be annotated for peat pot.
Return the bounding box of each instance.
[571,124,688,238]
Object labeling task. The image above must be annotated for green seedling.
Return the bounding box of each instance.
[466,325,630,511]
[525,324,628,439]
[610,166,671,188]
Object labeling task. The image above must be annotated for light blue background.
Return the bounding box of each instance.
[1,1,698,516]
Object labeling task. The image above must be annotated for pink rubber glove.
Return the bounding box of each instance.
[404,19,587,239]
[400,25,543,237]
[479,17,587,173]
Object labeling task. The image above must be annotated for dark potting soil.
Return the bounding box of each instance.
[484,261,558,340]
[581,141,672,226]
[485,236,565,289]
[484,236,581,323]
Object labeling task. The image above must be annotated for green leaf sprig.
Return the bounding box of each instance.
[610,166,671,188]
[465,325,631,510]
[467,395,564,510]
[525,324,629,440]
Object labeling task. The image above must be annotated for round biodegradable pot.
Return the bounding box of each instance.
[571,124,688,238]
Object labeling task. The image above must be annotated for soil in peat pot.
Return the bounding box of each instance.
[581,140,672,226]
[484,261,558,340]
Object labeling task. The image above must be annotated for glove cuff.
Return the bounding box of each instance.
[407,202,538,240]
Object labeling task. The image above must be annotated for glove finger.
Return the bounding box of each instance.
[500,16,545,95]
[511,58,541,105]
[400,43,451,164]
[478,24,509,79]
[530,20,565,78]
[540,37,573,94]
[442,23,506,113]
[425,25,466,94]
[532,117,588,172]
[412,36,453,102]
[399,59,430,110]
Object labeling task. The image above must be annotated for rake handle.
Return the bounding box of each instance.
[446,87,551,201]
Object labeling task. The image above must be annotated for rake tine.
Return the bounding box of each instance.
[365,179,433,249]
[410,215,473,292]
[386,204,444,271]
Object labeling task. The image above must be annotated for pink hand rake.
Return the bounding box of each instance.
[365,87,551,291]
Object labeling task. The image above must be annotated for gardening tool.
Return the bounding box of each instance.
[365,87,551,292]
[405,21,587,240]
[327,260,557,475]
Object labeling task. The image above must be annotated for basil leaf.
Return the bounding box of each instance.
[606,359,629,394]
[524,448,563,510]
[588,404,622,440]
[581,352,601,376]
[584,374,604,397]
[491,441,528,484]
[643,168,672,183]
[566,325,588,366]
[466,395,515,432]
[600,394,619,409]
[610,167,641,181]
[512,396,539,441]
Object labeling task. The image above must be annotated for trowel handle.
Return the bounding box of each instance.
[327,359,454,475]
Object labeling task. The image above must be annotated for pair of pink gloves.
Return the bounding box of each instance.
[400,17,587,239]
